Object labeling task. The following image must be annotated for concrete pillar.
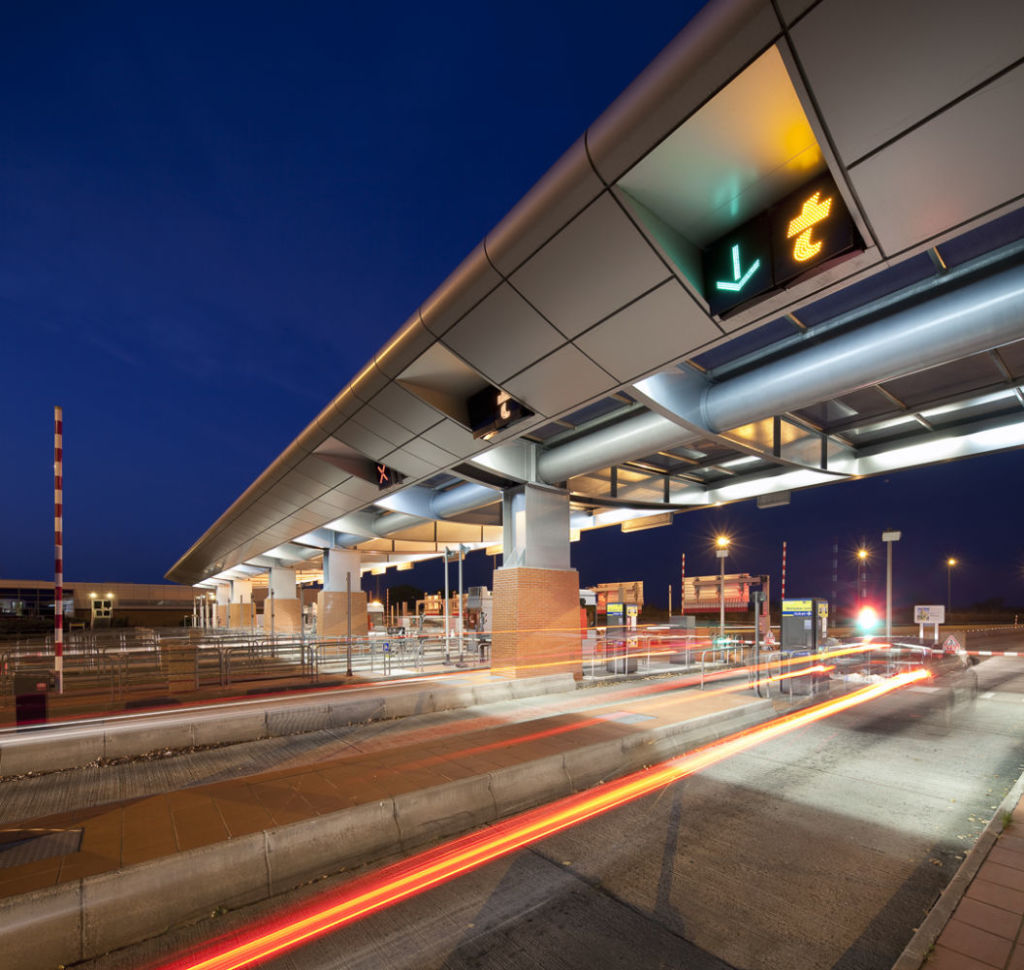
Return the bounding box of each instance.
[492,484,581,679]
[317,548,367,638]
[229,579,253,630]
[215,583,230,628]
[267,565,301,634]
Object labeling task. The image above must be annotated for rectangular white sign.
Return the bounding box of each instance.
[914,604,945,624]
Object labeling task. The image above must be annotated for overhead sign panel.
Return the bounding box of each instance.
[704,172,861,316]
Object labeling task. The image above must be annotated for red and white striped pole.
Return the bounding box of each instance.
[680,553,686,616]
[54,406,64,694]
[781,540,787,602]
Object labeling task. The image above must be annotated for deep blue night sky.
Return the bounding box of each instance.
[2,2,1022,613]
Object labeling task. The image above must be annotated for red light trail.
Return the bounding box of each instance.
[161,667,928,970]
[400,663,835,770]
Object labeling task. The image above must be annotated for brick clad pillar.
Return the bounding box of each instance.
[228,579,253,630]
[492,566,581,679]
[317,590,368,637]
[317,548,366,637]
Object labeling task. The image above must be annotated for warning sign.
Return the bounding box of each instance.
[942,634,962,654]
[765,630,777,647]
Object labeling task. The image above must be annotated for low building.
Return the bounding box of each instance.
[0,579,195,629]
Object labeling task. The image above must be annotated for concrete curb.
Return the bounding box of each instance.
[891,765,1024,970]
[0,673,576,776]
[0,698,771,966]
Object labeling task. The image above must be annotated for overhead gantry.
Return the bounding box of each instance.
[170,0,1024,678]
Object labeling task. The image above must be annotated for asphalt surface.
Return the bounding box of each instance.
[74,654,1024,970]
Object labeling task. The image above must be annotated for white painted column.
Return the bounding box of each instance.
[268,567,296,600]
[215,582,230,628]
[501,483,571,569]
[323,549,361,592]
[268,565,299,635]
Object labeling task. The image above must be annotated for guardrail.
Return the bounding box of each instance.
[0,623,781,714]
[0,628,496,713]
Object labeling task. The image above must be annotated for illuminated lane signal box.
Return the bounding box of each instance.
[376,464,403,490]
[704,172,861,317]
[702,218,774,318]
[772,174,857,286]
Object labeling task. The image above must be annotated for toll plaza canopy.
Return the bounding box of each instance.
[168,0,1024,591]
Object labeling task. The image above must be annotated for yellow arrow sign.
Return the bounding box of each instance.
[786,190,833,262]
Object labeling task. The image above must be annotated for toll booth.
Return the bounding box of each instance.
[367,600,384,630]
[605,602,625,628]
[604,602,636,674]
[781,598,830,695]
[781,598,829,651]
[625,604,639,631]
[465,586,492,633]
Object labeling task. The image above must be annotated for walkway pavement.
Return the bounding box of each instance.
[0,671,757,901]
[913,794,1024,969]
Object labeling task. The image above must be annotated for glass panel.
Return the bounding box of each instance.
[692,317,800,372]
[796,252,936,327]
[882,353,1002,408]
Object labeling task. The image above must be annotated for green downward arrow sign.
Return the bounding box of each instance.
[715,244,761,293]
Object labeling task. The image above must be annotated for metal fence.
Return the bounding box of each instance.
[0,627,496,708]
[0,623,767,714]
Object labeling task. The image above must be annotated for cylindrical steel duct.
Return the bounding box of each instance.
[430,482,497,518]
[537,410,690,484]
[538,261,1024,484]
[704,262,1024,432]
[371,482,499,537]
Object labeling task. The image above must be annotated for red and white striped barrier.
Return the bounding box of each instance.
[54,405,64,693]
[781,540,787,601]
[680,553,685,618]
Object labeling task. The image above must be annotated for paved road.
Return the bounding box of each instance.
[83,656,1024,970]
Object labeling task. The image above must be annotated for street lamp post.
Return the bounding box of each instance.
[947,557,958,614]
[857,548,869,601]
[715,536,730,647]
[882,530,901,641]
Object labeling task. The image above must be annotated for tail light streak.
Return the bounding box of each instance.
[163,666,928,970]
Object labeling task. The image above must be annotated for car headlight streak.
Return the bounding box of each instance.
[164,667,928,970]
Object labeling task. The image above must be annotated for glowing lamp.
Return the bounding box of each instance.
[857,605,879,632]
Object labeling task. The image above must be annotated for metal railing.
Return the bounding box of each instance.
[0,622,794,715]
[0,628,496,713]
